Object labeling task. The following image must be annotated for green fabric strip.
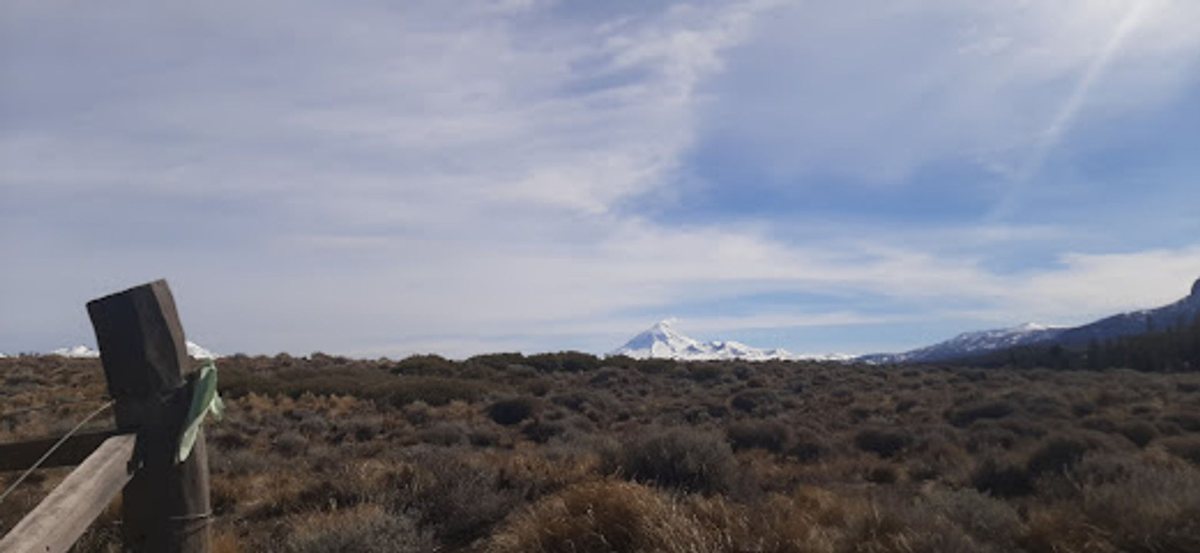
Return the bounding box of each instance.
[176,360,224,464]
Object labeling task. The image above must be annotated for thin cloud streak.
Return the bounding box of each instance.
[992,0,1153,219]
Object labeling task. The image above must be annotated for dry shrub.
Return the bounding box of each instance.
[493,450,598,500]
[788,428,829,463]
[382,377,490,407]
[864,464,899,484]
[402,400,432,425]
[284,505,433,553]
[394,449,524,547]
[920,488,1024,551]
[907,434,971,483]
[468,426,503,447]
[684,489,842,552]
[487,480,715,553]
[840,495,986,553]
[212,529,242,553]
[273,430,309,456]
[1116,421,1159,448]
[853,428,912,459]
[687,364,725,382]
[972,456,1034,498]
[1023,460,1200,553]
[1022,507,1119,553]
[1026,435,1099,477]
[222,361,487,407]
[746,487,848,549]
[948,400,1015,427]
[487,397,539,426]
[1161,435,1200,465]
[391,354,457,375]
[604,427,737,494]
[730,389,778,414]
[488,478,1026,553]
[965,422,1020,452]
[522,420,566,444]
[1162,410,1200,432]
[419,422,468,446]
[209,446,268,477]
[727,419,791,453]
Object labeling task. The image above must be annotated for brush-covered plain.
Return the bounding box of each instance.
[3,353,1200,552]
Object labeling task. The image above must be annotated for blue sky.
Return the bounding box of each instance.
[3,0,1200,357]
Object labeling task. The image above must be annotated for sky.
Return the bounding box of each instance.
[3,0,1200,358]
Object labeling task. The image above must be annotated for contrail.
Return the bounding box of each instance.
[991,0,1152,220]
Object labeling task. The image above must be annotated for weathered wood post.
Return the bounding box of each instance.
[0,435,138,553]
[87,279,211,553]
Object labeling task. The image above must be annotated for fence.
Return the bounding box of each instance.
[0,280,212,553]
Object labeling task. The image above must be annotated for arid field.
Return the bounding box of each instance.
[3,354,1200,552]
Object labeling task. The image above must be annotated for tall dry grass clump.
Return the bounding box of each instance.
[1022,454,1200,553]
[487,480,717,553]
[603,427,738,494]
[283,505,433,553]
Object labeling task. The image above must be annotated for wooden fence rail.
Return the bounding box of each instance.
[0,280,211,553]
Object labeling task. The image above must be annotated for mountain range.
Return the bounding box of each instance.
[612,319,852,362]
[613,277,1200,364]
[11,278,1199,364]
[862,277,1200,364]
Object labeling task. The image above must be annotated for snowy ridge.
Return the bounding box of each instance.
[51,345,101,358]
[48,341,217,359]
[859,323,1063,364]
[612,320,850,362]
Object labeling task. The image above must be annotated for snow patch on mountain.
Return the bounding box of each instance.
[51,345,100,358]
[860,323,1063,364]
[612,320,849,362]
[47,341,217,359]
[187,341,218,359]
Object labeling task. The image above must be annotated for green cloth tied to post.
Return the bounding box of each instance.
[176,359,224,464]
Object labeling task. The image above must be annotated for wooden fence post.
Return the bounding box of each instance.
[87,279,211,553]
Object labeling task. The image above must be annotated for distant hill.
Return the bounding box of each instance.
[964,311,1200,371]
[862,277,1200,364]
[858,322,1063,364]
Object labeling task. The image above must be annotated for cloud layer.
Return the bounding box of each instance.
[3,1,1199,357]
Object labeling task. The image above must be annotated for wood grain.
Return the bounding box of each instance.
[0,434,136,553]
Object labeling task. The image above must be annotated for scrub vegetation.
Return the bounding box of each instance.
[3,353,1200,552]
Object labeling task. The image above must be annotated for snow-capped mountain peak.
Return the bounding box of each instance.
[612,320,847,362]
[615,319,707,359]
